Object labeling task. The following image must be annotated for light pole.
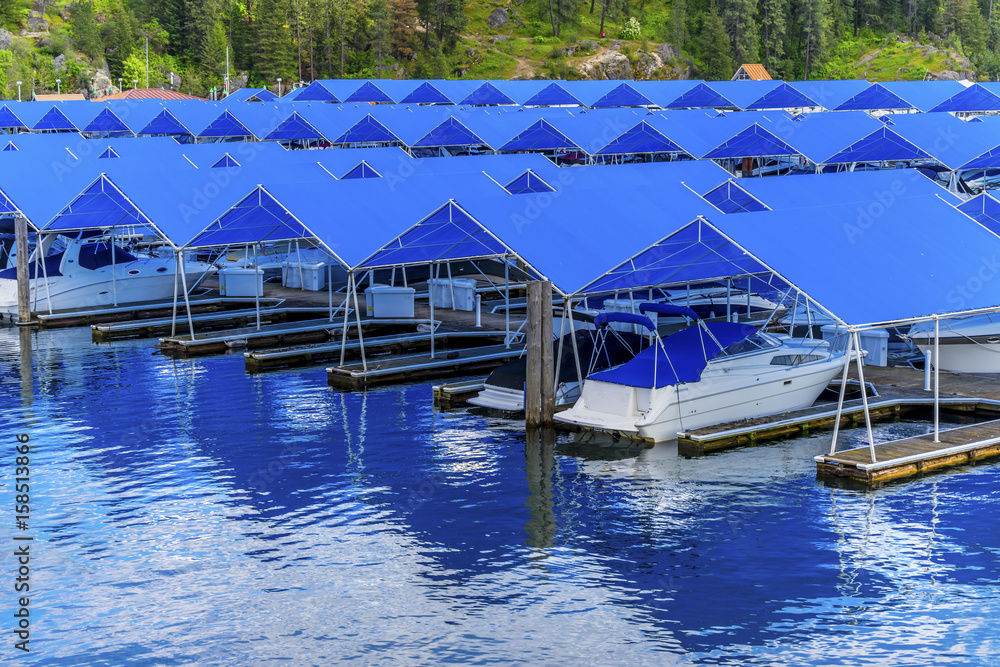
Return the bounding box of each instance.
[15,81,21,102]
[132,79,137,90]
[277,78,282,97]
[118,77,122,93]
[56,78,60,95]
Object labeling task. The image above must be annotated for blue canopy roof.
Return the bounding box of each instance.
[361,200,515,266]
[223,88,279,103]
[294,81,340,102]
[341,161,381,179]
[138,109,195,137]
[589,83,654,108]
[835,83,913,111]
[703,181,770,213]
[958,193,1000,235]
[212,154,240,168]
[930,83,1000,113]
[665,82,736,109]
[187,186,312,247]
[197,109,256,139]
[788,80,871,110]
[591,321,758,388]
[745,82,820,110]
[505,170,555,194]
[399,81,453,105]
[880,81,967,112]
[708,81,784,110]
[825,126,931,164]
[412,116,486,147]
[44,174,148,231]
[704,123,799,159]
[82,107,133,136]
[333,113,401,145]
[595,120,686,155]
[32,106,77,132]
[345,81,394,104]
[523,82,584,107]
[500,119,582,152]
[460,82,516,106]
[885,113,1000,170]
[264,111,325,141]
[0,104,27,129]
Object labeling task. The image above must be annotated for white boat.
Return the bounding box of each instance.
[555,304,845,442]
[0,232,216,321]
[906,314,1000,373]
[467,327,647,412]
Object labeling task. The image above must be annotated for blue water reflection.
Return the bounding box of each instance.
[2,325,1000,665]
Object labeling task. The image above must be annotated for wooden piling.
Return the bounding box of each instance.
[15,216,30,324]
[525,280,554,428]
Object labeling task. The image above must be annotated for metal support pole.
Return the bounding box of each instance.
[567,297,584,389]
[339,272,353,367]
[39,233,52,314]
[934,318,940,443]
[111,230,118,306]
[328,262,334,321]
[429,263,437,359]
[170,250,180,337]
[504,258,510,348]
[475,293,481,327]
[446,261,455,310]
[924,348,932,392]
[352,272,367,372]
[253,243,261,330]
[14,216,29,324]
[853,330,877,463]
[829,333,856,455]
[177,250,197,341]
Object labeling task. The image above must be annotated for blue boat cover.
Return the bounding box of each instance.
[591,321,758,388]
[594,312,656,332]
[639,302,699,320]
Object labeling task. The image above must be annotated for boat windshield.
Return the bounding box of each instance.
[721,331,775,357]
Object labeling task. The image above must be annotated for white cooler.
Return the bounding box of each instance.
[428,278,477,311]
[821,325,889,366]
[282,261,326,291]
[218,267,263,297]
[365,285,415,318]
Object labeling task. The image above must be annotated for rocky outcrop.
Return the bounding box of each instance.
[53,53,65,72]
[632,49,663,79]
[486,8,508,29]
[91,67,112,97]
[0,29,11,51]
[576,49,632,80]
[656,43,679,61]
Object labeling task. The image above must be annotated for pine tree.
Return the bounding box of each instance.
[700,9,734,79]
[761,0,787,72]
[369,0,390,77]
[69,1,103,62]
[670,0,688,51]
[202,17,229,82]
[254,0,295,85]
[389,0,417,59]
[723,0,760,65]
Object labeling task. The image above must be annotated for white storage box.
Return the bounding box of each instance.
[365,285,415,318]
[428,278,477,311]
[821,325,889,366]
[603,299,657,333]
[282,261,326,291]
[218,267,263,297]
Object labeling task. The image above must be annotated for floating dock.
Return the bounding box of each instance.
[433,380,487,408]
[245,330,509,373]
[815,419,1000,485]
[327,342,525,390]
[34,297,284,329]
[92,306,329,342]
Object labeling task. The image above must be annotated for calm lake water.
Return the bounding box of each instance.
[2,325,1000,665]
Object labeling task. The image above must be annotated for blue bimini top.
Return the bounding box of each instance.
[590,321,758,388]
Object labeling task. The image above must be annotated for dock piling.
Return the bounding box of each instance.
[15,215,30,324]
[525,280,554,428]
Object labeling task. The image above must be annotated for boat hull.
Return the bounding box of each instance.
[909,315,1000,373]
[556,355,844,442]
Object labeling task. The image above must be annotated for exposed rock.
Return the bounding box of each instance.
[669,64,692,79]
[53,53,65,72]
[0,29,11,51]
[932,69,976,81]
[27,12,48,33]
[486,8,508,29]
[167,71,183,90]
[18,29,26,37]
[91,67,112,97]
[466,48,476,57]
[579,39,598,52]
[656,43,679,61]
[562,45,577,57]
[576,49,632,80]
[32,0,48,12]
[490,35,507,43]
[632,49,664,80]
[389,61,399,70]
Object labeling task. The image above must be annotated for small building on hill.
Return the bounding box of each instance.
[732,64,772,81]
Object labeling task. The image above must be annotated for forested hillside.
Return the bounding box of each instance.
[0,0,996,99]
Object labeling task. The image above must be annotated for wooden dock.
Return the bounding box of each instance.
[35,297,284,329]
[157,317,424,358]
[245,330,509,373]
[433,380,487,408]
[327,342,525,390]
[816,419,1000,485]
[92,306,331,342]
